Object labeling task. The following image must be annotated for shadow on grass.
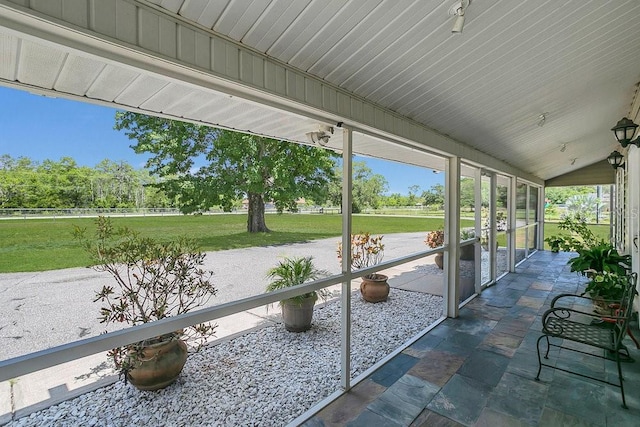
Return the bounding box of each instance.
[196,230,340,251]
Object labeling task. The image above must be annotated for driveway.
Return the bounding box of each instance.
[0,232,429,360]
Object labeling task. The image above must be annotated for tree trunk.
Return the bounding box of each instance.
[247,192,270,233]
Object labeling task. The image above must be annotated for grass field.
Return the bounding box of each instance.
[543,222,610,245]
[0,214,610,273]
[0,214,472,273]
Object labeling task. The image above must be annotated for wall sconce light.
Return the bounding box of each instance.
[306,125,334,146]
[449,1,469,34]
[611,117,640,148]
[607,150,625,170]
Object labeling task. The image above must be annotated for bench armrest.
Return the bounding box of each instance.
[550,293,596,308]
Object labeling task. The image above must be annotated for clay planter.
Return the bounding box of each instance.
[281,294,317,332]
[127,339,188,391]
[434,252,444,269]
[360,274,390,303]
[460,244,475,261]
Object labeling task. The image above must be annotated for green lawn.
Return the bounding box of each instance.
[542,222,610,250]
[0,214,470,273]
[0,214,610,273]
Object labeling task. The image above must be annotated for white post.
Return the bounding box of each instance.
[340,127,353,390]
[509,177,517,272]
[627,146,640,315]
[474,167,482,292]
[490,173,497,281]
[445,156,460,317]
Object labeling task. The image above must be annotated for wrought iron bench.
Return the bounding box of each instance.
[535,273,638,409]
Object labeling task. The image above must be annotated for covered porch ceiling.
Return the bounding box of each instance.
[1,0,640,183]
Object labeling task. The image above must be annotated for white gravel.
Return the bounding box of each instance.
[8,289,443,427]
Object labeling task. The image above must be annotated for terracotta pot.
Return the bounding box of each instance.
[281,294,317,332]
[360,274,390,303]
[126,339,188,391]
[434,252,444,269]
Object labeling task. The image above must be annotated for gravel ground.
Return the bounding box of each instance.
[0,232,429,360]
[7,289,443,427]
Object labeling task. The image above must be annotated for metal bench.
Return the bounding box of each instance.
[535,273,638,409]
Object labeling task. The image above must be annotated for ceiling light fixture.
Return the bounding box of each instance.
[560,143,567,152]
[449,1,469,34]
[305,124,334,146]
[537,113,548,127]
[611,117,640,148]
[607,150,625,170]
[570,158,577,166]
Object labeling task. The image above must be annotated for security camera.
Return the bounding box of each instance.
[305,125,334,146]
[306,131,330,146]
[318,125,334,135]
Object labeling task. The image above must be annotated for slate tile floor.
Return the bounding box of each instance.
[306,251,640,426]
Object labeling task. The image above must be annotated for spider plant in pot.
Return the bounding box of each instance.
[460,228,476,261]
[74,216,217,391]
[265,256,328,332]
[337,233,388,303]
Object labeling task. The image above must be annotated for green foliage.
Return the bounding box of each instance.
[460,228,475,240]
[544,213,602,253]
[421,183,444,209]
[265,256,327,305]
[0,154,170,209]
[568,243,630,277]
[584,271,628,301]
[115,112,338,232]
[73,216,217,377]
[460,178,477,209]
[545,186,597,205]
[566,194,604,222]
[327,161,389,211]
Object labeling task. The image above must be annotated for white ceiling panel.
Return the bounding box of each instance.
[114,75,170,108]
[0,34,18,81]
[214,0,271,41]
[16,40,67,89]
[54,55,105,96]
[86,64,140,102]
[2,0,640,181]
[241,0,311,53]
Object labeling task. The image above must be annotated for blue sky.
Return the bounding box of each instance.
[0,86,442,195]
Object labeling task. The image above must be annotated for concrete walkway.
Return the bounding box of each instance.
[0,232,443,424]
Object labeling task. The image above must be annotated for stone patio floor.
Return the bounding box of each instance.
[304,251,640,426]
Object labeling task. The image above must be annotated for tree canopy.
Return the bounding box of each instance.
[0,154,165,209]
[327,161,389,212]
[114,112,338,232]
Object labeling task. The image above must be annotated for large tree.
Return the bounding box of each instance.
[114,112,338,232]
[327,161,389,212]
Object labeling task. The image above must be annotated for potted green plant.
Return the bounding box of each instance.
[425,229,445,269]
[460,228,475,260]
[568,243,630,276]
[337,233,388,303]
[566,240,631,314]
[74,216,217,391]
[265,256,328,332]
[584,270,627,299]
